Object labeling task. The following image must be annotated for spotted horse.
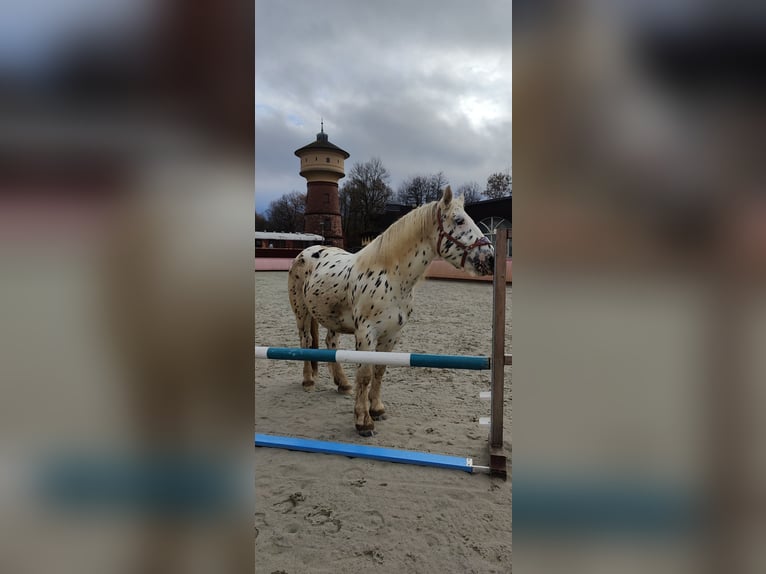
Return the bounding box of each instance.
[288,186,495,436]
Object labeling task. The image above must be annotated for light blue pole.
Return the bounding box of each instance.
[255,433,478,473]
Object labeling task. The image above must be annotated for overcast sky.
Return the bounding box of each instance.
[255,0,512,213]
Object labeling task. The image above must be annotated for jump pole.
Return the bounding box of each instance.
[254,433,488,473]
[255,347,490,370]
[253,348,493,474]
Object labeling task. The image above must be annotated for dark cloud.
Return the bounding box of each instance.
[255,0,512,212]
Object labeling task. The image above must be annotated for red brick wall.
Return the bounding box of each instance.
[305,181,344,247]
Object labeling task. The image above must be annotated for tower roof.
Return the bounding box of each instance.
[294,126,350,159]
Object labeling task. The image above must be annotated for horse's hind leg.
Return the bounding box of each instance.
[288,255,318,389]
[296,314,317,390]
[325,329,352,394]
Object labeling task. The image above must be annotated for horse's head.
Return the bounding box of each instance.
[435,186,495,276]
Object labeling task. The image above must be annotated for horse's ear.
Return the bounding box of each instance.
[441,186,453,207]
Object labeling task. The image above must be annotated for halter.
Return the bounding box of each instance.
[436,207,493,268]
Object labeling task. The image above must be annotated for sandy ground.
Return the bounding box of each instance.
[255,272,512,574]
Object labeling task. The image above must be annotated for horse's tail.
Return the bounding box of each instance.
[288,252,309,320]
[288,250,319,374]
[310,316,319,372]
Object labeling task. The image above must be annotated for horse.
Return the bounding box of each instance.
[288,186,495,436]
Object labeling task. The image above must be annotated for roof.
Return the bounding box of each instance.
[294,131,350,159]
[465,194,512,206]
[255,231,324,241]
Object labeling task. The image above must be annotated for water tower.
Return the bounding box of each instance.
[294,122,349,247]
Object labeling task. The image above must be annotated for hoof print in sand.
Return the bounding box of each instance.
[272,492,306,514]
[362,549,384,565]
[305,506,341,534]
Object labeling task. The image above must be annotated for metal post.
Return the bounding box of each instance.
[489,228,508,478]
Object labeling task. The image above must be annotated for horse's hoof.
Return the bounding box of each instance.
[337,385,353,395]
[355,424,375,437]
[370,410,387,421]
[302,382,315,391]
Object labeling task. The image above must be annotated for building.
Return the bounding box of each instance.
[465,196,512,256]
[294,123,349,248]
[255,231,324,255]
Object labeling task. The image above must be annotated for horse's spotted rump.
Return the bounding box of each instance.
[287,186,494,436]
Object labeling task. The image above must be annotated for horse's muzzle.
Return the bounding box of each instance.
[471,247,495,276]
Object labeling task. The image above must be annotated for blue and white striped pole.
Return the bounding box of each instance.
[255,346,490,370]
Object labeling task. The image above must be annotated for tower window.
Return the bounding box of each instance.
[324,193,329,205]
[326,157,330,163]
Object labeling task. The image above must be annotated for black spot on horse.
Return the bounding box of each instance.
[311,251,320,258]
[398,313,403,325]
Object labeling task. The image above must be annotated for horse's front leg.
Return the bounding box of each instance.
[353,324,377,436]
[369,334,399,421]
[369,365,387,420]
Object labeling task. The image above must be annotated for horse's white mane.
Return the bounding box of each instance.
[356,196,464,269]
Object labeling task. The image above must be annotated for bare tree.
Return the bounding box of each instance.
[344,157,393,233]
[265,191,305,232]
[396,175,429,206]
[254,211,268,231]
[396,172,448,206]
[339,181,360,243]
[429,172,448,201]
[485,171,512,199]
[456,181,484,204]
